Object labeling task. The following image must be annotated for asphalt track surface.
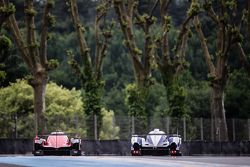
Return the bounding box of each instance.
[0,156,249,167]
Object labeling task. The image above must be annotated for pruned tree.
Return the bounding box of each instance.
[114,0,156,118]
[194,0,250,141]
[66,0,113,139]
[152,0,196,117]
[114,0,153,88]
[3,0,57,134]
[114,0,195,118]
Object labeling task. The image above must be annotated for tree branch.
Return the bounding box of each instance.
[7,14,33,70]
[69,0,92,74]
[236,42,250,74]
[175,14,193,56]
[159,0,171,19]
[204,0,219,24]
[24,0,37,67]
[194,16,216,77]
[127,0,135,17]
[149,0,159,19]
[113,1,144,75]
[94,0,111,80]
[158,0,172,65]
[94,7,101,78]
[39,0,53,67]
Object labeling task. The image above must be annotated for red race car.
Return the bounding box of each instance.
[32,131,82,156]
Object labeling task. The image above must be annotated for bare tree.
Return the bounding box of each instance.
[67,0,113,139]
[4,0,57,134]
[194,0,250,141]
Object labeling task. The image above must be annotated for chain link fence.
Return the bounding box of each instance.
[1,114,250,141]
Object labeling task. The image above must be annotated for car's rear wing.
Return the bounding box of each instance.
[132,134,181,138]
[35,132,81,139]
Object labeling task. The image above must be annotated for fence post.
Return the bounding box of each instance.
[94,114,97,140]
[232,118,235,141]
[112,115,115,139]
[200,117,203,141]
[211,117,214,141]
[248,119,250,141]
[166,117,170,134]
[183,117,186,141]
[131,116,135,134]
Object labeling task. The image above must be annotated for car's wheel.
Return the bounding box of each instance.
[33,150,44,156]
[170,142,177,150]
[133,143,140,150]
[70,150,81,156]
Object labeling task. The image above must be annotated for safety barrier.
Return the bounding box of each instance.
[0,139,249,155]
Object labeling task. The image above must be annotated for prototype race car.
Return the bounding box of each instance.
[131,128,182,156]
[32,131,82,156]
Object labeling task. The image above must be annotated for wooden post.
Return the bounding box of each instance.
[94,114,97,140]
[200,117,204,141]
[248,119,250,141]
[131,116,135,134]
[166,117,170,134]
[183,117,186,141]
[232,119,235,141]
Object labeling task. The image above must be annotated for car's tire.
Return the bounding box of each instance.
[70,150,82,156]
[170,142,177,150]
[33,150,44,156]
[133,143,141,150]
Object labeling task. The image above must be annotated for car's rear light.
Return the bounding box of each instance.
[34,135,39,140]
[171,150,176,154]
[133,150,140,154]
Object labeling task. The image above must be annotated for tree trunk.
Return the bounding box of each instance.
[32,73,47,135]
[211,83,228,141]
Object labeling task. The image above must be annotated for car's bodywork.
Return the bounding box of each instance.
[131,129,182,156]
[32,131,81,156]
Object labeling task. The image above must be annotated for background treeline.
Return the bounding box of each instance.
[0,0,249,138]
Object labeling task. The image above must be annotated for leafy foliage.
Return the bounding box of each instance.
[0,35,13,81]
[225,69,250,118]
[0,0,249,141]
[0,80,84,138]
[125,83,148,117]
[99,108,120,140]
[0,3,15,16]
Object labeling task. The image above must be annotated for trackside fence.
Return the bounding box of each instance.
[0,115,249,141]
[0,139,250,155]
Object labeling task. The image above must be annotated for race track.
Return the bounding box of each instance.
[0,156,249,167]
